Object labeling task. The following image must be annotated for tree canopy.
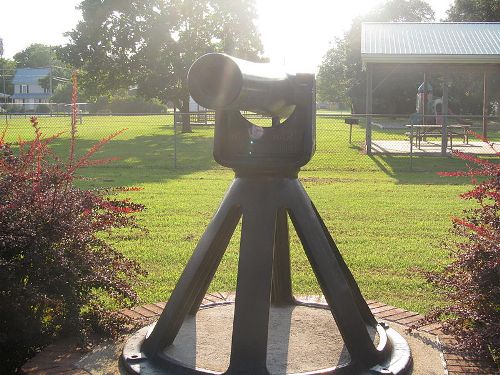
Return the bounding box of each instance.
[59,0,263,131]
[318,0,500,115]
[317,0,434,113]
[443,0,500,115]
[13,44,59,68]
[446,0,500,22]
[12,44,70,93]
[0,58,16,97]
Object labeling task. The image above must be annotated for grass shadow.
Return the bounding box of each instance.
[37,126,220,187]
[367,153,475,185]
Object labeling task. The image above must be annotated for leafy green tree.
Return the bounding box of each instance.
[444,0,500,116]
[317,0,434,113]
[59,0,263,132]
[0,58,16,98]
[446,0,500,22]
[13,44,70,93]
[13,44,58,68]
[50,82,75,104]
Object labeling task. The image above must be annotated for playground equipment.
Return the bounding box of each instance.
[416,81,433,116]
[410,82,435,125]
[410,81,467,126]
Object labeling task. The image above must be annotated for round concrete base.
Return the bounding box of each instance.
[121,303,412,374]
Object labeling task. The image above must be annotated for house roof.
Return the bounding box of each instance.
[12,68,51,85]
[361,22,500,64]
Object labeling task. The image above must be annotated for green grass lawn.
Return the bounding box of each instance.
[3,113,487,313]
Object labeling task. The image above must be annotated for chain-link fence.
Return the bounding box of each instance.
[2,112,498,173]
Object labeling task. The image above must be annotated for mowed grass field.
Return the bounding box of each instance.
[2,113,484,313]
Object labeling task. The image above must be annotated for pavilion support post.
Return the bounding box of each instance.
[482,71,488,139]
[441,73,449,156]
[365,64,373,155]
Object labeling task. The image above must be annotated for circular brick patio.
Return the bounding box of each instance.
[21,294,496,375]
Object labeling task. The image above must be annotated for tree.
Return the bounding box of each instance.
[446,0,500,22]
[13,44,70,93]
[0,58,15,98]
[443,0,500,116]
[0,38,15,99]
[59,0,263,132]
[50,82,76,104]
[13,44,59,68]
[317,0,434,113]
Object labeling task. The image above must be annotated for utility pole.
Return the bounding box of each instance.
[1,67,5,104]
[49,65,53,95]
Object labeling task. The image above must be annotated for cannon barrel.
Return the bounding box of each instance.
[188,53,296,118]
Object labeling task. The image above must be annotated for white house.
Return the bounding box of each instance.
[11,68,52,110]
[189,96,206,112]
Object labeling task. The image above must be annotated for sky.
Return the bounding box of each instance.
[0,0,454,72]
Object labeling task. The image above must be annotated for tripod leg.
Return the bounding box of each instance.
[271,208,295,305]
[227,205,276,375]
[288,186,380,365]
[142,200,241,356]
[310,202,376,325]
[189,206,242,314]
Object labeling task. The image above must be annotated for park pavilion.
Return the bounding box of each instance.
[361,22,500,156]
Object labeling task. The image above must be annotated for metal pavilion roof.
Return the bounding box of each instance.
[361,22,500,64]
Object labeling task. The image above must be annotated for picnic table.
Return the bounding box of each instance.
[406,124,471,149]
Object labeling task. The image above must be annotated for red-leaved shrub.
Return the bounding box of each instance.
[421,132,499,366]
[0,73,146,372]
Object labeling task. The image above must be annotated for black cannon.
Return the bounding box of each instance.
[121,54,411,375]
[188,53,315,172]
[188,53,295,118]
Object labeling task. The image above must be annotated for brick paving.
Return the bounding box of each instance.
[21,294,497,375]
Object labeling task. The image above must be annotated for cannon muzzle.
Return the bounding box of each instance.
[188,53,296,118]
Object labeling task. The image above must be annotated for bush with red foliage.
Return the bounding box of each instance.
[421,133,499,366]
[0,74,146,372]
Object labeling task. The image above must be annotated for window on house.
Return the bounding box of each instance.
[20,85,29,94]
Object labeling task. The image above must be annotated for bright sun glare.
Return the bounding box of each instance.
[0,0,453,73]
[255,0,452,72]
[256,0,377,72]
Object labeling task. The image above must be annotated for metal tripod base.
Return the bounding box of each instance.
[122,174,412,374]
[122,302,411,375]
